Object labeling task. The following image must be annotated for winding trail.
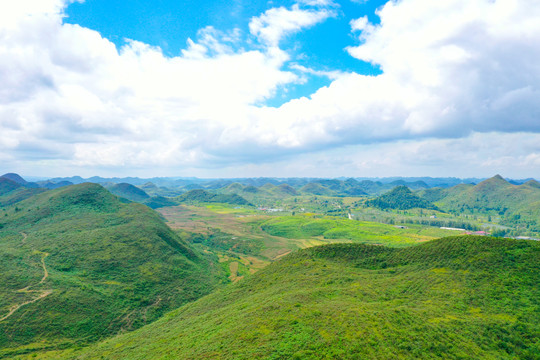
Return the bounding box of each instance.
[0,233,53,322]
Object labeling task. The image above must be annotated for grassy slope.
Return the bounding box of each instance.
[0,184,222,357]
[0,187,46,207]
[0,178,22,195]
[53,236,539,360]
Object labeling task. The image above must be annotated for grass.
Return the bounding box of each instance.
[260,214,463,247]
[3,182,539,359]
[156,205,470,279]
[47,236,540,360]
[0,184,224,357]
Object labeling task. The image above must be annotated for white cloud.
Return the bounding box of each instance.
[0,0,300,170]
[297,0,338,7]
[249,4,336,46]
[350,16,372,32]
[1,0,540,177]
[289,63,344,80]
[259,0,540,149]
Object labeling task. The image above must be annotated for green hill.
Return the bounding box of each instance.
[366,185,438,210]
[107,183,150,202]
[56,236,539,360]
[38,180,74,190]
[300,182,335,196]
[139,182,159,193]
[0,173,39,189]
[143,196,178,209]
[219,183,263,200]
[178,189,251,206]
[0,187,46,207]
[0,177,22,195]
[0,184,221,357]
[222,182,247,194]
[523,179,540,189]
[0,173,29,185]
[272,183,298,197]
[222,183,299,202]
[420,175,540,233]
[299,180,368,197]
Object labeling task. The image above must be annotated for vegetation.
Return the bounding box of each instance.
[177,189,251,206]
[142,196,178,209]
[0,183,223,357]
[366,185,438,210]
[51,236,539,360]
[303,179,368,196]
[260,214,461,247]
[1,173,539,359]
[155,204,465,281]
[0,178,22,195]
[107,183,150,202]
[419,175,540,236]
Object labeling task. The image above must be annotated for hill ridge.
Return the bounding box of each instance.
[64,236,540,360]
[0,184,221,356]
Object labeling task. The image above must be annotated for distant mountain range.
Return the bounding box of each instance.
[3,173,540,234]
[3,173,531,201]
[32,174,529,191]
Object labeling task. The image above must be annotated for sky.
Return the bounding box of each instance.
[1,0,539,179]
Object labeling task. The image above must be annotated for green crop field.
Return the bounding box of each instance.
[260,214,463,246]
[155,205,464,278]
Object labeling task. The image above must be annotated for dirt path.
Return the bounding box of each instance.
[0,233,53,322]
[0,290,53,322]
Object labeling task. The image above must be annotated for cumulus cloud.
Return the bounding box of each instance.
[0,0,299,170]
[253,0,540,152]
[249,4,336,46]
[344,0,540,136]
[1,0,540,176]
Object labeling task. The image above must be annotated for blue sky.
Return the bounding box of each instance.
[0,0,539,178]
[64,0,385,106]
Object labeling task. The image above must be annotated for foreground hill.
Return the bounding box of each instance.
[0,184,221,357]
[59,236,539,360]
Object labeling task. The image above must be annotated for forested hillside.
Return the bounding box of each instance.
[419,175,540,234]
[0,183,222,357]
